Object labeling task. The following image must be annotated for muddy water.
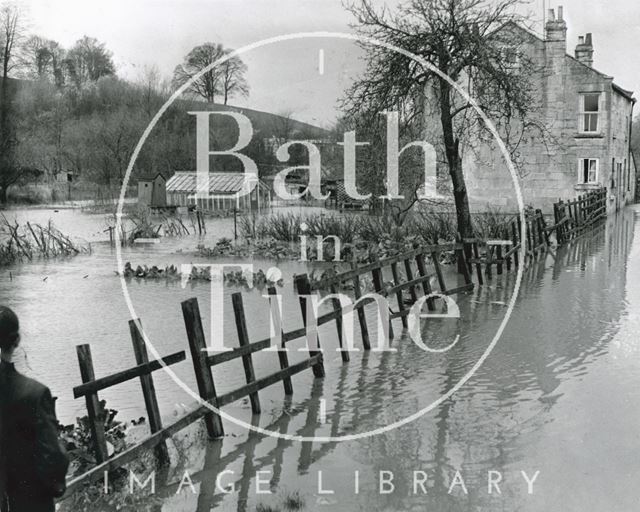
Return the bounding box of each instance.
[3,206,640,511]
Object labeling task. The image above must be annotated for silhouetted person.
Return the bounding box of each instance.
[0,306,69,512]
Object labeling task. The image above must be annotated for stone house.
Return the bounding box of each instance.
[464,6,636,213]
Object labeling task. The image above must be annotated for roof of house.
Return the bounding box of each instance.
[497,21,634,102]
[166,172,265,194]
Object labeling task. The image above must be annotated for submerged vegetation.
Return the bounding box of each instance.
[238,208,515,251]
[104,206,197,246]
[118,261,285,288]
[0,214,90,266]
[58,400,129,478]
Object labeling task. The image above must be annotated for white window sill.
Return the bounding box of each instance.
[574,183,601,191]
[575,132,604,139]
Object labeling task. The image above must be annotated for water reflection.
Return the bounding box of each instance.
[63,207,633,512]
[6,206,640,511]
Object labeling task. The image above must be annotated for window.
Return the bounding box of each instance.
[619,162,624,191]
[580,93,601,133]
[502,47,520,69]
[626,159,631,191]
[578,158,599,184]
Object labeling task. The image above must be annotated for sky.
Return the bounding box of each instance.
[17,0,640,125]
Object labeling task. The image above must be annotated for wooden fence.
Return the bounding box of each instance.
[461,189,607,282]
[463,209,549,284]
[309,242,474,344]
[553,188,607,245]
[64,242,474,495]
[64,192,607,496]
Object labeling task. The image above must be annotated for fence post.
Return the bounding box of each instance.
[181,298,224,439]
[268,286,294,394]
[231,293,261,414]
[415,252,436,310]
[511,221,519,269]
[294,274,326,378]
[526,216,534,259]
[350,261,371,350]
[471,241,484,284]
[371,264,395,339]
[129,319,170,465]
[485,245,493,279]
[390,262,408,329]
[330,283,350,362]
[454,240,472,285]
[403,258,418,304]
[351,261,371,350]
[431,251,448,292]
[536,209,549,247]
[76,344,109,463]
[553,203,561,245]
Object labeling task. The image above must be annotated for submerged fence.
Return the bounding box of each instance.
[553,188,607,245]
[64,241,475,495]
[63,188,608,497]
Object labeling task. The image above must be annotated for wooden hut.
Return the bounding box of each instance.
[137,173,167,208]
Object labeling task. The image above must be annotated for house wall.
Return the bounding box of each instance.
[463,22,635,213]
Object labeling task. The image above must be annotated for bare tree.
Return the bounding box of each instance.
[220,53,248,104]
[64,36,115,87]
[136,64,169,118]
[270,108,297,144]
[0,1,25,204]
[21,35,66,86]
[172,42,248,104]
[344,0,545,239]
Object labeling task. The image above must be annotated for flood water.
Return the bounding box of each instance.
[2,205,640,511]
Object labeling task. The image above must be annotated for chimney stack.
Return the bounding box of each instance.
[545,5,567,44]
[545,6,567,72]
[575,32,594,67]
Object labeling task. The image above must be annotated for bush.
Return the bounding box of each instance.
[58,400,130,478]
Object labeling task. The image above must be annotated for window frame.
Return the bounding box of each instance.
[579,92,601,134]
[578,158,599,184]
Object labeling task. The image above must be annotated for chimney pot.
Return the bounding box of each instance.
[575,32,594,67]
[558,6,564,20]
[545,6,567,44]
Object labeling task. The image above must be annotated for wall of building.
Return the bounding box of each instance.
[462,20,634,213]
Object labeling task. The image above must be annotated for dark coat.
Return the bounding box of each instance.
[0,360,69,512]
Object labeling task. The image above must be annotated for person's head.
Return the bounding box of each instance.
[0,306,20,356]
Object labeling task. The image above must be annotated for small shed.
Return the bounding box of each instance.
[138,173,167,208]
[165,172,271,213]
[56,170,76,183]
